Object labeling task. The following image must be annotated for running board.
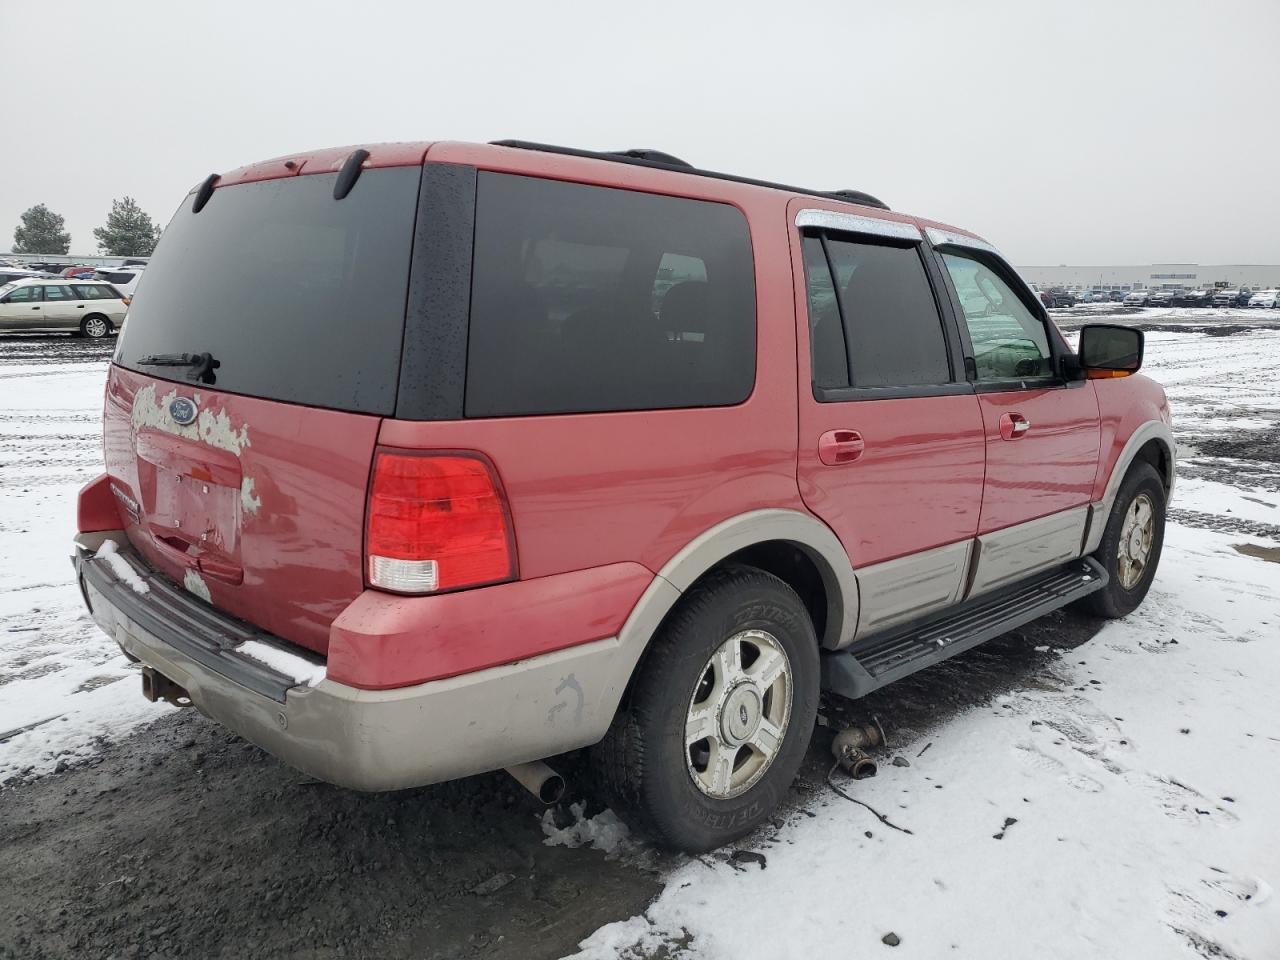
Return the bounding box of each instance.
[823,557,1107,700]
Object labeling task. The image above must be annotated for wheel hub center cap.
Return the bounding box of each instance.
[1127,528,1144,557]
[721,684,762,746]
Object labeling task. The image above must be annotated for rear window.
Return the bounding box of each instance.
[115,167,420,414]
[465,173,755,417]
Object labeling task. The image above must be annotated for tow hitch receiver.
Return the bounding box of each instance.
[141,666,192,707]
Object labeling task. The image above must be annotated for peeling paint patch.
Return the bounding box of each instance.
[240,477,262,516]
[183,568,212,603]
[131,384,250,455]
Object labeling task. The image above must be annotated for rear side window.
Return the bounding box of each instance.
[465,173,755,417]
[44,285,73,301]
[115,167,420,414]
[801,233,951,391]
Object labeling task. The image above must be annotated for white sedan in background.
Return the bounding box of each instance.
[1248,289,1278,308]
[0,278,127,338]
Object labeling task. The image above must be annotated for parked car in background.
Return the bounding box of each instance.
[0,278,127,337]
[1123,290,1151,306]
[0,268,45,286]
[1247,289,1278,308]
[1146,290,1176,307]
[1081,290,1110,303]
[70,138,1174,853]
[93,266,145,298]
[1178,289,1215,307]
[1107,290,1125,302]
[1024,281,1052,309]
[1045,288,1076,307]
[61,266,95,278]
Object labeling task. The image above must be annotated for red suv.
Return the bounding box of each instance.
[74,140,1174,852]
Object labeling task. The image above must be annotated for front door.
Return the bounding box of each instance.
[791,203,986,639]
[0,283,45,330]
[934,245,1100,595]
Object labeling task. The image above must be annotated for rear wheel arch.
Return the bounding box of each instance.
[598,510,855,731]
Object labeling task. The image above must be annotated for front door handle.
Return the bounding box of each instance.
[999,413,1031,440]
[818,429,865,465]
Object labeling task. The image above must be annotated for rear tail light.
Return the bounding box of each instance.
[365,450,516,594]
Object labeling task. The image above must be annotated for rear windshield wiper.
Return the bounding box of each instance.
[135,351,220,383]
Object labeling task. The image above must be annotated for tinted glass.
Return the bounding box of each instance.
[824,238,950,387]
[466,173,756,417]
[44,285,72,301]
[800,235,848,389]
[942,251,1052,381]
[115,167,420,414]
[2,284,39,303]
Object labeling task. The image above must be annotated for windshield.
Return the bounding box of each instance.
[115,167,421,414]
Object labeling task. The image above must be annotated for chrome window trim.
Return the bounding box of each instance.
[796,208,922,242]
[925,226,1000,256]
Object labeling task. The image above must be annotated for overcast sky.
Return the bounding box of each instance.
[2,0,1277,265]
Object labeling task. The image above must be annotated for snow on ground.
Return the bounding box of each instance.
[571,525,1280,960]
[0,347,170,781]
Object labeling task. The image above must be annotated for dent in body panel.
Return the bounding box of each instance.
[852,540,972,637]
[967,506,1088,597]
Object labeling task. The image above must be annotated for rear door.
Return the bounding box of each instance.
[791,204,986,637]
[41,283,78,328]
[105,164,422,654]
[931,239,1100,595]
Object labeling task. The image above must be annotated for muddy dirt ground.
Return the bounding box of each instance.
[1,307,1276,959]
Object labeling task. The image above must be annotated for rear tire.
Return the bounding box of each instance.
[80,314,111,339]
[592,565,819,852]
[1079,461,1166,618]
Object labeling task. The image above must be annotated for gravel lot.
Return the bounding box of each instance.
[2,306,1277,959]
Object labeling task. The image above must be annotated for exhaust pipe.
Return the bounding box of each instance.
[832,719,886,779]
[505,760,566,804]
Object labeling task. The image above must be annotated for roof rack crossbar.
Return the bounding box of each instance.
[489,140,889,210]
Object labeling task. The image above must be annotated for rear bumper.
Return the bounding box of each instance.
[73,532,640,791]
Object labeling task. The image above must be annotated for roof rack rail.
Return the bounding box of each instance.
[489,140,889,211]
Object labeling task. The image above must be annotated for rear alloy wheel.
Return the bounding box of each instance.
[80,315,111,339]
[592,565,819,852]
[1078,460,1166,618]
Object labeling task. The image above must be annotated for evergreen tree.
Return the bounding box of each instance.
[12,204,71,254]
[93,197,159,257]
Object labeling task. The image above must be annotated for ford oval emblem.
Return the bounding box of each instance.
[168,396,198,426]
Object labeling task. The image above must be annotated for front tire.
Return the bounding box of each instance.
[592,566,819,852]
[80,314,111,339]
[1079,461,1166,618]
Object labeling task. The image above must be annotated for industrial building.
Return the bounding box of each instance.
[1019,263,1280,293]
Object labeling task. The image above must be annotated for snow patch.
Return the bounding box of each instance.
[234,640,326,688]
[541,802,632,855]
[182,568,211,603]
[95,540,149,595]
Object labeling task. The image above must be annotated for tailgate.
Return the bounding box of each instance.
[104,366,379,654]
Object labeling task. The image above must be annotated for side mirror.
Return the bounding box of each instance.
[1079,324,1144,379]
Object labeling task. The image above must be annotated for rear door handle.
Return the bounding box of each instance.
[818,429,865,465]
[999,413,1031,440]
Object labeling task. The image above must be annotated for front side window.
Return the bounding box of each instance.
[2,284,40,303]
[800,233,951,391]
[941,251,1052,381]
[466,173,756,417]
